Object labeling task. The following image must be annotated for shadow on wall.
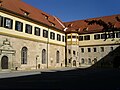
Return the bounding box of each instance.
[90,46,120,68]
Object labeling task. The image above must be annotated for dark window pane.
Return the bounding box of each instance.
[43,29,48,38]
[50,32,55,40]
[0,16,3,27]
[81,48,84,53]
[34,27,40,36]
[57,34,61,41]
[4,18,13,29]
[42,49,46,64]
[101,47,104,52]
[108,33,115,38]
[79,36,83,41]
[15,21,23,32]
[116,32,120,38]
[88,48,91,52]
[21,47,27,64]
[68,36,71,39]
[25,24,32,34]
[84,35,90,40]
[72,36,76,38]
[73,51,75,55]
[94,34,100,40]
[93,48,97,52]
[62,36,65,42]
[101,34,107,39]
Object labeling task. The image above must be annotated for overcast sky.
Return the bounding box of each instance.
[23,0,120,22]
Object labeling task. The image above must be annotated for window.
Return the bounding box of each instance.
[34,27,40,36]
[4,17,13,29]
[42,49,46,64]
[21,47,28,64]
[79,36,83,41]
[25,24,32,34]
[88,58,91,64]
[0,16,3,27]
[116,32,120,38]
[81,58,84,64]
[101,34,107,39]
[43,29,48,38]
[93,48,97,52]
[108,33,115,38]
[62,36,65,42]
[94,58,97,63]
[81,48,84,53]
[72,36,76,38]
[94,34,100,40]
[68,49,71,54]
[88,48,91,52]
[84,35,90,40]
[50,32,55,40]
[68,36,71,39]
[110,47,113,51]
[57,34,61,41]
[69,59,71,63]
[56,51,60,63]
[73,51,76,55]
[15,21,23,32]
[100,47,104,52]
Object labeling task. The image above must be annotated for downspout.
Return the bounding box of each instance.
[64,27,68,67]
[47,28,49,68]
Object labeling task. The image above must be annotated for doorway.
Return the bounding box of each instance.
[73,60,76,66]
[1,56,9,69]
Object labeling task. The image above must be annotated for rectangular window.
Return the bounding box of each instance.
[108,33,115,38]
[81,48,84,53]
[79,36,83,41]
[0,16,3,27]
[4,17,13,29]
[73,51,76,55]
[34,27,40,36]
[72,36,76,38]
[50,32,55,40]
[68,36,71,39]
[43,29,48,38]
[25,24,32,34]
[68,49,71,54]
[15,21,23,32]
[116,32,120,38]
[100,47,104,52]
[84,35,90,40]
[101,34,107,39]
[57,34,61,41]
[88,48,91,52]
[62,36,65,42]
[93,48,97,52]
[94,34,100,40]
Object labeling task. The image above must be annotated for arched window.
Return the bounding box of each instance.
[88,58,91,64]
[94,58,97,64]
[42,49,46,64]
[81,58,84,64]
[21,47,28,64]
[56,51,60,63]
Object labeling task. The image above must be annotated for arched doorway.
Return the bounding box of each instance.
[113,56,120,68]
[1,56,9,69]
[73,60,76,66]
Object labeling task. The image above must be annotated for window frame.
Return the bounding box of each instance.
[4,17,13,29]
[34,27,40,36]
[43,29,48,38]
[50,32,55,40]
[15,21,23,32]
[25,24,32,34]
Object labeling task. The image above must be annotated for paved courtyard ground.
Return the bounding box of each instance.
[0,68,120,90]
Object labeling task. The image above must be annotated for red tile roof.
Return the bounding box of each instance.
[64,14,120,34]
[0,0,65,31]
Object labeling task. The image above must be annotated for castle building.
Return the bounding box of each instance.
[0,0,120,71]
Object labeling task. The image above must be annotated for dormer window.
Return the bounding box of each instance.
[20,9,29,16]
[83,27,88,31]
[0,0,2,6]
[45,16,48,19]
[24,12,29,16]
[51,23,55,26]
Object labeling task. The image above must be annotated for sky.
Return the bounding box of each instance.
[23,0,120,22]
